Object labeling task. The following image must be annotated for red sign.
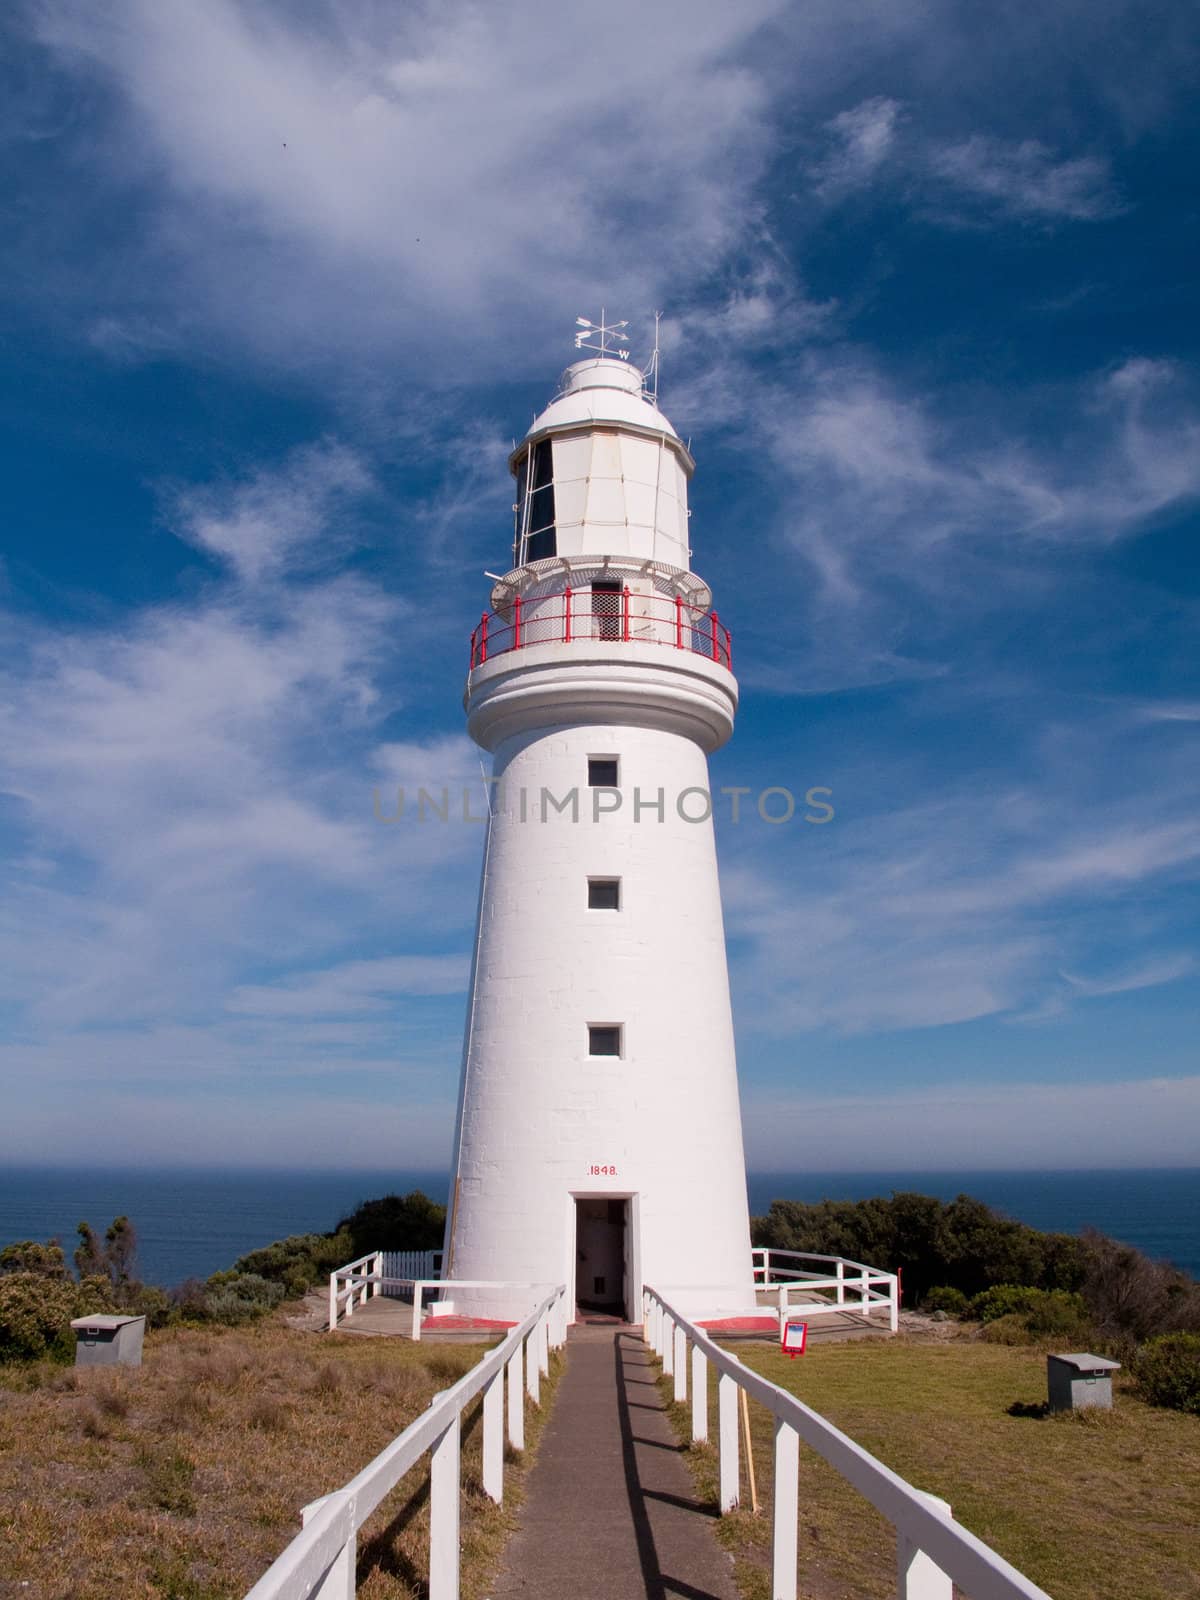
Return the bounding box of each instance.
[781,1320,808,1358]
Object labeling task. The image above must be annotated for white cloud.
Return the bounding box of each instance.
[742,1075,1200,1168]
[723,778,1200,1037]
[0,440,488,1038]
[30,0,785,370]
[925,134,1123,222]
[227,954,469,1017]
[812,97,903,196]
[168,440,374,581]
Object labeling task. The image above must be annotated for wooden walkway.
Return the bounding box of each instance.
[490,1323,738,1600]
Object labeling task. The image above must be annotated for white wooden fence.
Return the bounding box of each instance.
[328,1251,383,1330]
[752,1247,900,1333]
[644,1285,1052,1600]
[328,1251,444,1331]
[381,1248,442,1284]
[246,1285,568,1600]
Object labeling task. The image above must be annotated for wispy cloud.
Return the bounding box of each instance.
[811,97,903,196]
[723,758,1200,1037]
[742,1075,1200,1168]
[925,134,1124,222]
[227,954,469,1016]
[168,440,374,582]
[27,0,785,371]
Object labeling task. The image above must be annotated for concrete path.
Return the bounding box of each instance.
[491,1324,738,1600]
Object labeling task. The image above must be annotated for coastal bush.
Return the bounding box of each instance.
[0,1241,70,1279]
[200,1272,286,1326]
[1079,1229,1200,1343]
[1132,1332,1200,1414]
[923,1286,968,1316]
[0,1275,79,1360]
[335,1191,446,1257]
[752,1193,1087,1302]
[970,1284,1045,1322]
[0,1272,119,1362]
[232,1229,353,1294]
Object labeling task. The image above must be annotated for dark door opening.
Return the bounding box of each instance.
[575,1197,627,1317]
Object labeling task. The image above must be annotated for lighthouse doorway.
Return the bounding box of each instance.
[574,1197,628,1317]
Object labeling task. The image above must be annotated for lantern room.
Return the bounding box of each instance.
[509,357,694,573]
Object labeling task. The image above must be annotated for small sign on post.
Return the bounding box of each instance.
[781,1320,808,1359]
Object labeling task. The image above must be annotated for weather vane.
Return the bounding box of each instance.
[574,309,631,359]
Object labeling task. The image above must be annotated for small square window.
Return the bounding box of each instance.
[588,756,619,788]
[588,878,621,911]
[588,1024,622,1057]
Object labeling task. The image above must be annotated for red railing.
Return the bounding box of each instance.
[469,587,732,672]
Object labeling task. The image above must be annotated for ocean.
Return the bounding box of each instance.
[0,1166,1197,1287]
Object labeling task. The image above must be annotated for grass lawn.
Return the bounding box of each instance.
[0,1318,560,1600]
[661,1334,1200,1600]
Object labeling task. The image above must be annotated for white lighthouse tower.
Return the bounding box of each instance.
[444,321,757,1324]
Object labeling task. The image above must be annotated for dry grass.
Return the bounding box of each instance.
[0,1318,561,1600]
[659,1334,1200,1600]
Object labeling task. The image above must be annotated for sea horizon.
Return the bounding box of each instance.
[2,1163,1197,1287]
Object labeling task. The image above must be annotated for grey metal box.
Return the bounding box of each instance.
[70,1313,146,1368]
[1047,1351,1120,1412]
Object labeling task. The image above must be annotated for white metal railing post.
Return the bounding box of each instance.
[411,1282,425,1342]
[673,1324,687,1403]
[773,1418,800,1600]
[691,1344,707,1442]
[525,1327,540,1405]
[889,1275,900,1334]
[777,1283,787,1327]
[372,1252,382,1298]
[836,1259,845,1306]
[328,1272,338,1332]
[663,1314,675,1377]
[428,1412,461,1600]
[897,1493,953,1599]
[537,1309,550,1376]
[718,1371,740,1513]
[299,1496,355,1600]
[643,1286,1052,1600]
[861,1271,870,1314]
[507,1340,525,1450]
[481,1369,504,1505]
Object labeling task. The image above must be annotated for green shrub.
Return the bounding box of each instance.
[0,1241,70,1279]
[1133,1332,1200,1414]
[752,1192,1086,1302]
[924,1286,968,1316]
[0,1273,115,1361]
[200,1272,285,1326]
[232,1230,353,1294]
[980,1312,1038,1345]
[1023,1290,1090,1338]
[335,1192,445,1258]
[971,1283,1089,1331]
[969,1284,1044,1322]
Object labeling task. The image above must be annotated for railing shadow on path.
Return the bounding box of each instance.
[613,1331,732,1600]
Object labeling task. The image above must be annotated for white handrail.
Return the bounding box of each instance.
[751,1248,900,1333]
[643,1285,1052,1600]
[246,1284,567,1600]
[328,1252,384,1330]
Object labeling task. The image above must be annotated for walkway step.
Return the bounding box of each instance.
[491,1324,738,1600]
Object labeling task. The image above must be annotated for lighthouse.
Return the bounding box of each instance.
[443,322,758,1324]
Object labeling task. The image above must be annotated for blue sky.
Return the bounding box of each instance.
[0,0,1197,1171]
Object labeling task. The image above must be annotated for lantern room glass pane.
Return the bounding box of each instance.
[518,439,556,563]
